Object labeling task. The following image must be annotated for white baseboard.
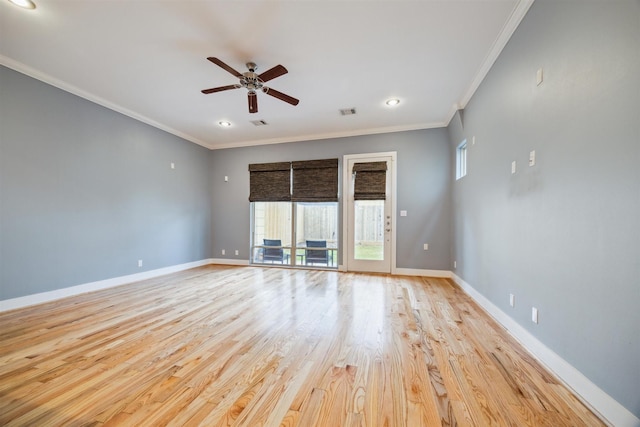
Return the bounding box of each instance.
[0,259,213,313]
[451,273,639,427]
[393,267,452,278]
[209,258,250,266]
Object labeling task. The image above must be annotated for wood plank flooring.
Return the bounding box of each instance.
[0,266,605,426]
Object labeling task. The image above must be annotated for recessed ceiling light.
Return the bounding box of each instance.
[385,98,400,106]
[8,0,36,9]
[218,121,231,127]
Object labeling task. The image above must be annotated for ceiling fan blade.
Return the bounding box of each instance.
[201,84,239,94]
[258,64,288,83]
[207,57,242,78]
[262,87,299,106]
[248,92,258,114]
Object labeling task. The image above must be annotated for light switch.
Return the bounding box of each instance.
[400,210,407,217]
[511,161,517,174]
[224,176,229,182]
[529,150,536,166]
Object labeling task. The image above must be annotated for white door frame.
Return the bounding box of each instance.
[341,152,397,273]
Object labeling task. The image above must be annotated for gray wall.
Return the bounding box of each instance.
[0,66,213,300]
[448,0,639,417]
[210,129,451,270]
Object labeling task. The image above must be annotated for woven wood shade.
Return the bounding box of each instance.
[353,161,387,200]
[248,162,291,202]
[291,158,339,202]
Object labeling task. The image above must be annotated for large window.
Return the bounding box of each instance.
[251,202,292,264]
[251,202,338,268]
[249,159,339,269]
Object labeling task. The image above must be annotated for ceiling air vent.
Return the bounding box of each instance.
[340,108,357,116]
[250,119,268,126]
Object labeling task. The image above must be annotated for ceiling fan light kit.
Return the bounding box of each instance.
[202,57,299,114]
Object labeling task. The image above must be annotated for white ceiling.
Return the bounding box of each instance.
[0,0,532,150]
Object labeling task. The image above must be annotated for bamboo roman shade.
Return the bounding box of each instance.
[249,158,339,202]
[353,161,387,200]
[291,158,339,202]
[248,162,291,202]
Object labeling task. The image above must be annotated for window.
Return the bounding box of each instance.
[251,201,338,267]
[249,159,339,269]
[456,140,467,180]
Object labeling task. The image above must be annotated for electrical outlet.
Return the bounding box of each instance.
[529,150,536,166]
[170,162,175,169]
[224,176,229,182]
[235,250,239,256]
[532,307,539,324]
[511,161,517,174]
[423,243,429,250]
[472,136,476,145]
[138,260,143,267]
[454,261,457,268]
[509,293,515,307]
[221,249,225,255]
[536,68,544,86]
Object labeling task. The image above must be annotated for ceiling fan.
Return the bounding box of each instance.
[201,57,300,114]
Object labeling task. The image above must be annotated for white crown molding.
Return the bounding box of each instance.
[456,0,535,114]
[206,121,447,150]
[1,54,446,151]
[0,55,212,149]
[451,273,639,427]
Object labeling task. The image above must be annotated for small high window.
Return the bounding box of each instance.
[456,140,467,180]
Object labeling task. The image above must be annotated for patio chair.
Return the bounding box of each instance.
[305,240,329,265]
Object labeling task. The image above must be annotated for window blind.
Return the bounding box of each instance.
[248,162,292,202]
[291,158,339,202]
[353,161,387,200]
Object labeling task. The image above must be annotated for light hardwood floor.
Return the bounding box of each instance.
[0,266,605,426]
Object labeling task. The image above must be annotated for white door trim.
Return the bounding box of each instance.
[342,152,397,273]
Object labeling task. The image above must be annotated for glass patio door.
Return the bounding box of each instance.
[344,153,395,273]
